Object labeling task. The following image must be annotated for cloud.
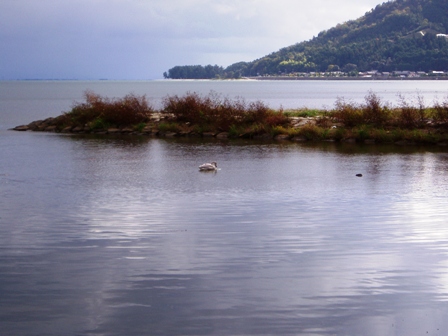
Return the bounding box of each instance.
[0,0,381,79]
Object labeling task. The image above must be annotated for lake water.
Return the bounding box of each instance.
[1,81,448,336]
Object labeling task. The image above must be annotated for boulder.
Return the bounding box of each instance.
[120,128,133,133]
[44,126,57,132]
[12,125,29,131]
[61,126,72,133]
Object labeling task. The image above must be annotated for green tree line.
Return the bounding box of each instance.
[164,0,448,79]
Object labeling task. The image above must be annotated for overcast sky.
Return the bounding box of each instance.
[0,0,382,80]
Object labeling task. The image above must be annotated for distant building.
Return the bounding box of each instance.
[393,71,411,77]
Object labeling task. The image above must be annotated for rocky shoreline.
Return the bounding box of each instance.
[10,113,448,146]
[11,113,320,141]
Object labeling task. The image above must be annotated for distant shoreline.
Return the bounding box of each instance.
[247,76,448,81]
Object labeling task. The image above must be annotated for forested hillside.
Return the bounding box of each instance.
[164,0,448,79]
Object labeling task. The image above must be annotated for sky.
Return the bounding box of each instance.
[0,0,382,80]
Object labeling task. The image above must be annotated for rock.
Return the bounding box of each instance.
[61,126,72,133]
[107,128,121,134]
[12,125,29,131]
[43,117,55,124]
[216,132,229,139]
[164,132,178,137]
[44,126,57,132]
[292,118,314,128]
[37,124,49,131]
[142,126,152,134]
[120,128,133,133]
[71,126,84,133]
[356,174,363,177]
[202,132,216,137]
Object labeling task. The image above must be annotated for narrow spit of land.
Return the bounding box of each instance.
[11,90,448,146]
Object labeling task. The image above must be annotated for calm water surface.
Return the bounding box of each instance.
[1,81,448,335]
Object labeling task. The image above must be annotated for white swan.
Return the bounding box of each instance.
[199,161,218,171]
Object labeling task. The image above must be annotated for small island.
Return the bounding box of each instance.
[11,90,448,146]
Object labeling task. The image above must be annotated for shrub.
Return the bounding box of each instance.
[162,91,286,132]
[315,114,332,128]
[60,91,153,127]
[88,117,110,130]
[397,93,426,129]
[228,124,242,138]
[329,127,347,141]
[432,96,448,128]
[362,91,390,127]
[332,97,364,127]
[158,122,181,133]
[354,125,371,142]
[298,124,324,140]
[264,110,290,127]
[242,101,271,124]
[134,122,147,132]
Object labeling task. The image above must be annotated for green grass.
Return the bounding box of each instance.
[284,108,326,118]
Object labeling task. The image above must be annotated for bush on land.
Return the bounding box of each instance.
[49,90,448,144]
[162,91,289,133]
[432,96,448,128]
[397,93,426,129]
[58,91,153,128]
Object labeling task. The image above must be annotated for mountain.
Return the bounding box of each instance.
[164,0,448,79]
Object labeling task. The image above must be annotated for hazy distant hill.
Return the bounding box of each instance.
[164,0,448,79]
